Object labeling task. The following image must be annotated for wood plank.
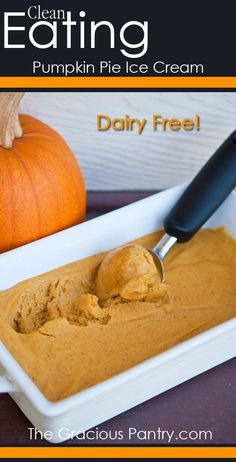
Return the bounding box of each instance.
[20,92,236,190]
[86,190,157,219]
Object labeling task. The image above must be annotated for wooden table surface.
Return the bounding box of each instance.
[0,192,235,446]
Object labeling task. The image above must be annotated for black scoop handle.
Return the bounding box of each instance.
[164,131,236,243]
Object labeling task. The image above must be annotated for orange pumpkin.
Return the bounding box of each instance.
[0,114,86,252]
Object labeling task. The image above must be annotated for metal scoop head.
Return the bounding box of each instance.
[149,233,177,282]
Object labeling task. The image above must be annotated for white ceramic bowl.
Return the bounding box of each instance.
[0,184,235,443]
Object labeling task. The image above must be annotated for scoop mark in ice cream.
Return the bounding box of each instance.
[10,244,167,334]
[12,286,110,334]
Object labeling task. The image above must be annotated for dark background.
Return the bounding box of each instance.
[0,0,235,76]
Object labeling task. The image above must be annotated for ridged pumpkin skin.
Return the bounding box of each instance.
[0,114,86,252]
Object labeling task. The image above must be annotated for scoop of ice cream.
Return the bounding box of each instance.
[120,274,168,302]
[96,244,164,303]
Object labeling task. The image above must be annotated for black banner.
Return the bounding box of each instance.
[0,0,235,77]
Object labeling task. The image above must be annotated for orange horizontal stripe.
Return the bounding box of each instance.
[0,76,236,88]
[0,446,235,458]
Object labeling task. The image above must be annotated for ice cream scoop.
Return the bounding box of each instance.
[96,244,159,302]
[97,131,236,286]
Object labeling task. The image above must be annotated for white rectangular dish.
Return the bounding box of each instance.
[0,183,235,444]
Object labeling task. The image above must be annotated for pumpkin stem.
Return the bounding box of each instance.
[0,92,25,149]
